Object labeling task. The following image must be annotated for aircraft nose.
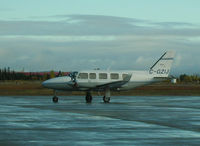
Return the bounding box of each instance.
[42,76,72,89]
[42,78,57,88]
[42,80,50,88]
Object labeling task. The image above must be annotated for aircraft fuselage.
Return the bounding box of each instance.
[42,70,164,91]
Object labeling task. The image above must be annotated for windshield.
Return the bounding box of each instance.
[68,71,78,77]
[68,71,78,82]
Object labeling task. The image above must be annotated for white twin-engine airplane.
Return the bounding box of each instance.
[42,51,175,103]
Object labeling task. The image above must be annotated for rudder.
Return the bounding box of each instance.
[149,51,175,77]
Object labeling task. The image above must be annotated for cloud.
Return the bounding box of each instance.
[174,54,182,67]
[153,22,195,28]
[0,35,116,42]
[0,14,200,74]
[1,14,200,36]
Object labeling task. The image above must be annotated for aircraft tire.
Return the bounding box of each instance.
[53,96,58,103]
[103,96,110,103]
[86,95,92,103]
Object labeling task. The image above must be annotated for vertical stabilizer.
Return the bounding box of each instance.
[149,51,175,77]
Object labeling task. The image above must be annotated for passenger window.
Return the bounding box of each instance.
[99,73,107,79]
[89,73,96,79]
[78,73,88,79]
[122,74,128,79]
[110,73,119,79]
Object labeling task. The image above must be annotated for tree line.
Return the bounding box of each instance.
[0,67,65,81]
[178,74,200,83]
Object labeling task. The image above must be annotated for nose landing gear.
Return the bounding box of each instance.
[53,96,58,103]
[52,91,58,103]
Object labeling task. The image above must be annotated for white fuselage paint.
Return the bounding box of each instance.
[42,70,164,91]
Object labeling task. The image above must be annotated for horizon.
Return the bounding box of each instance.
[0,66,199,77]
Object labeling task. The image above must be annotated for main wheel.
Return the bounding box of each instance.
[103,96,110,103]
[86,95,92,103]
[52,96,58,103]
[86,92,92,103]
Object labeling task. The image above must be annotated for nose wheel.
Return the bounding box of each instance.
[52,91,58,103]
[52,96,58,103]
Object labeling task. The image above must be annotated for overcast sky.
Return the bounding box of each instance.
[1,0,200,75]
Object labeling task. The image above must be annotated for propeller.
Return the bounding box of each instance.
[69,72,78,87]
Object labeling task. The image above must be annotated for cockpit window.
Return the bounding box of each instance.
[99,73,107,79]
[78,73,88,79]
[110,73,119,79]
[68,71,78,77]
[89,73,96,79]
[68,71,78,82]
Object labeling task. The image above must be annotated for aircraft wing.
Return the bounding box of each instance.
[96,74,132,89]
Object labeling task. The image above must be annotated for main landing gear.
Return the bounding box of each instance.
[103,96,110,103]
[85,88,111,103]
[85,92,92,103]
[103,87,110,103]
[52,91,58,103]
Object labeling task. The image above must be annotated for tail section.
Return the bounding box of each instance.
[149,51,175,77]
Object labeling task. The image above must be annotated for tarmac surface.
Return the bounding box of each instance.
[1,95,200,146]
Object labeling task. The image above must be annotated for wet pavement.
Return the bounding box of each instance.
[0,95,200,145]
